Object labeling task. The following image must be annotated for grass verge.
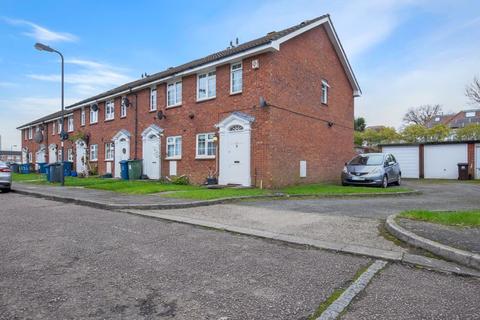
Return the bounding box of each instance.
[399,210,480,227]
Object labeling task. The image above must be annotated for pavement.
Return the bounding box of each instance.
[1,193,479,319]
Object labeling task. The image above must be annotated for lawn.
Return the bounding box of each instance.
[399,210,480,227]
[13,173,412,200]
[281,184,410,195]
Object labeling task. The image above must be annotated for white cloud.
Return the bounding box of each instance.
[27,59,132,96]
[3,17,78,42]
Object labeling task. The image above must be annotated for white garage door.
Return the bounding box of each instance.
[424,144,468,179]
[382,146,419,178]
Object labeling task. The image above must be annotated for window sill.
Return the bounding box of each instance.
[105,159,114,162]
[165,157,181,161]
[90,160,98,162]
[166,103,182,109]
[149,109,158,113]
[104,118,115,122]
[120,116,127,119]
[321,102,328,106]
[196,96,216,103]
[90,122,98,125]
[230,90,242,96]
[195,155,215,160]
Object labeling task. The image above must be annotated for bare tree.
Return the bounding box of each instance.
[403,104,443,126]
[465,76,480,106]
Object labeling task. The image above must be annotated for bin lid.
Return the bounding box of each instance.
[457,162,468,166]
[120,160,129,164]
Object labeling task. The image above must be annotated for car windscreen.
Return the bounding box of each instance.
[348,155,384,166]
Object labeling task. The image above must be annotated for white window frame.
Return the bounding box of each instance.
[150,87,157,111]
[57,149,63,162]
[105,142,114,161]
[105,100,115,120]
[465,111,476,118]
[52,122,56,135]
[230,62,243,94]
[90,144,98,161]
[167,81,182,107]
[196,133,216,159]
[166,136,182,160]
[90,106,98,124]
[67,115,74,132]
[28,152,32,163]
[28,127,32,140]
[57,119,62,134]
[67,148,73,162]
[321,80,329,105]
[120,96,127,118]
[197,70,216,101]
[81,108,86,126]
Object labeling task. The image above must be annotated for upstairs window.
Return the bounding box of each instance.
[466,111,476,118]
[150,88,157,111]
[120,97,127,118]
[28,127,32,139]
[81,108,86,126]
[166,136,182,159]
[90,144,98,161]
[105,100,115,120]
[67,115,74,132]
[230,62,243,94]
[196,133,216,158]
[197,71,216,101]
[167,81,182,107]
[90,106,98,124]
[321,80,329,105]
[105,142,114,160]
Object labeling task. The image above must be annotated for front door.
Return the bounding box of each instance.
[76,140,87,175]
[219,124,251,186]
[476,146,480,179]
[48,145,57,163]
[143,134,161,179]
[114,137,130,178]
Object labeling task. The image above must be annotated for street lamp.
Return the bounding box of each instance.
[34,42,65,186]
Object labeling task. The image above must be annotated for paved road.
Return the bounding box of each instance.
[239,181,480,218]
[0,193,479,319]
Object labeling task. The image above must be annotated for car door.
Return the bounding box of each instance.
[384,154,395,182]
[390,154,400,179]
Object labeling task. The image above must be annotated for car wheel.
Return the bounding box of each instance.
[395,175,401,186]
[381,175,388,188]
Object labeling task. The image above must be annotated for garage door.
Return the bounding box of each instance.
[382,146,419,178]
[424,144,468,179]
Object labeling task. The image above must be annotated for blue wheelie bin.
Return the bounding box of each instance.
[45,164,52,181]
[20,163,30,174]
[120,160,129,180]
[38,162,47,174]
[63,161,73,176]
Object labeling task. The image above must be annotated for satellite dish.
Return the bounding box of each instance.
[157,110,166,120]
[91,103,99,112]
[34,130,44,143]
[259,96,268,108]
[122,97,130,107]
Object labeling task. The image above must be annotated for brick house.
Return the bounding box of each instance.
[18,14,361,188]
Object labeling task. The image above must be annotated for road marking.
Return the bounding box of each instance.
[316,260,388,320]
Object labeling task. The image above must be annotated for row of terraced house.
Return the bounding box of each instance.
[18,15,361,188]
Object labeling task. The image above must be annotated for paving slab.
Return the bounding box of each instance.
[342,263,480,320]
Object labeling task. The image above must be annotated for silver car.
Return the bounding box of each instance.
[341,153,401,188]
[0,161,12,192]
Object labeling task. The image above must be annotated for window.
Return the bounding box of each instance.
[28,127,32,140]
[90,144,98,161]
[466,111,476,118]
[197,71,216,100]
[58,149,63,162]
[321,80,329,104]
[67,148,73,162]
[166,136,182,159]
[81,108,86,126]
[67,115,74,132]
[52,122,56,135]
[434,117,440,122]
[167,81,182,107]
[105,100,115,120]
[28,152,32,163]
[230,62,242,94]
[120,97,127,118]
[90,106,98,124]
[57,119,62,134]
[150,88,157,111]
[196,133,216,158]
[105,142,114,160]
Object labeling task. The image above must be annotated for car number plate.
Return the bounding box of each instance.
[351,176,364,181]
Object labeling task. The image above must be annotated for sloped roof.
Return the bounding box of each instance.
[17,110,73,129]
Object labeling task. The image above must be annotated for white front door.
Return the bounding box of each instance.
[114,137,130,178]
[76,140,87,174]
[143,134,161,179]
[48,145,57,164]
[36,148,46,164]
[219,125,251,186]
[476,145,480,179]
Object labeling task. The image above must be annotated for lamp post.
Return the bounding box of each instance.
[34,43,65,186]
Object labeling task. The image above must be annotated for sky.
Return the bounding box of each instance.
[1,0,479,150]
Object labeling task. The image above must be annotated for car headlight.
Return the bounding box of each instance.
[342,166,348,173]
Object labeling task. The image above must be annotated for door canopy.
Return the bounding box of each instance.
[112,129,131,141]
[216,111,255,133]
[141,124,164,140]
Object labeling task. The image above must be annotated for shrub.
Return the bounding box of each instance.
[171,175,189,185]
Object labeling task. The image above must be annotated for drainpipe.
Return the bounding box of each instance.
[129,88,139,160]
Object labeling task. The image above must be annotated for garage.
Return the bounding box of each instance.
[382,145,419,178]
[424,144,468,179]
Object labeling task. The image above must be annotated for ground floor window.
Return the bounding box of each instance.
[90,144,98,161]
[105,142,114,160]
[57,149,63,162]
[196,133,216,158]
[166,136,182,159]
[67,148,73,162]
